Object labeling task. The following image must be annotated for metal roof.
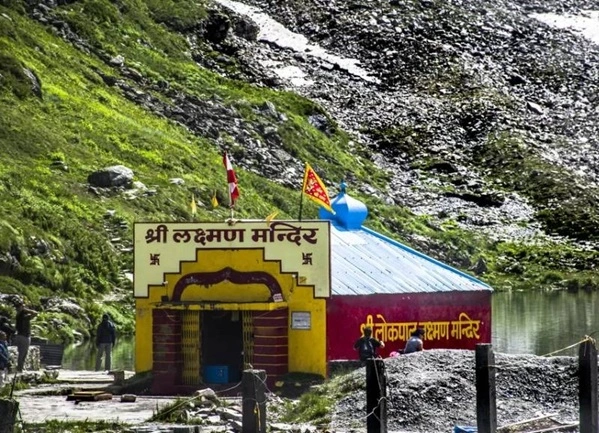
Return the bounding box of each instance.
[330,223,492,296]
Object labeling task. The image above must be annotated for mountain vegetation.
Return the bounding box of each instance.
[1,0,598,343]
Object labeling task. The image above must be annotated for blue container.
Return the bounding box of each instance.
[454,427,477,433]
[204,365,229,384]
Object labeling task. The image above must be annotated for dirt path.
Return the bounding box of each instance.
[11,369,177,425]
[17,394,176,424]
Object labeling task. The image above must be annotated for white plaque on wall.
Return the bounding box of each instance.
[291,311,311,330]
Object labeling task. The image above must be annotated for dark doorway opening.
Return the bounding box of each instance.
[201,310,243,384]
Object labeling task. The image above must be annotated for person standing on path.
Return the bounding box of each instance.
[354,326,385,363]
[95,313,116,372]
[14,301,37,372]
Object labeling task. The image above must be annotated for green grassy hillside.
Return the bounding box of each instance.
[1,0,597,343]
[0,0,386,341]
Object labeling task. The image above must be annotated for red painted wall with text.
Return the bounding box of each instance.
[326,291,492,360]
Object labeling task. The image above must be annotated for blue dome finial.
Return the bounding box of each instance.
[318,181,368,229]
[339,180,347,194]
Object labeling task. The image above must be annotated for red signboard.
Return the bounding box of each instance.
[326,291,491,360]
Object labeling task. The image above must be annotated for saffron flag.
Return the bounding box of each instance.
[190,194,197,216]
[265,210,279,226]
[302,163,333,212]
[223,152,240,206]
[211,191,219,208]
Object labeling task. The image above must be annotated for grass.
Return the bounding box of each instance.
[147,393,234,423]
[473,131,599,242]
[279,371,362,425]
[148,397,197,423]
[0,377,29,397]
[0,0,386,342]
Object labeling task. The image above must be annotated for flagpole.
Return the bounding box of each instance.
[228,184,234,221]
[298,191,304,221]
[224,151,237,222]
[298,162,308,221]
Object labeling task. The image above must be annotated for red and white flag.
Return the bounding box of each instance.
[223,152,240,206]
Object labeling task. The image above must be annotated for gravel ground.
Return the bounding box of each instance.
[330,350,580,433]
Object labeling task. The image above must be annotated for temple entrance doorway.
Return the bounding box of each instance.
[201,310,244,384]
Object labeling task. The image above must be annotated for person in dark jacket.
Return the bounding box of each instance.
[95,313,116,372]
[354,326,385,362]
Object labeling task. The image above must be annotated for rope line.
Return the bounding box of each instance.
[359,358,388,422]
[539,336,593,358]
[482,336,598,372]
[214,380,243,395]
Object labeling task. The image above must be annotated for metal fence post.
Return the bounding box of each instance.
[0,398,19,433]
[242,369,267,433]
[476,343,497,433]
[579,339,598,433]
[366,358,387,433]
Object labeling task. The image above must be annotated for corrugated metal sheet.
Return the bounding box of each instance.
[331,224,492,295]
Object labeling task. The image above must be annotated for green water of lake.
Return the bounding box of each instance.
[62,336,136,371]
[492,290,599,356]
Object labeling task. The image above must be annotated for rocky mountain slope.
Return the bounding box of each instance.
[1,0,598,340]
[212,0,599,283]
[213,0,599,263]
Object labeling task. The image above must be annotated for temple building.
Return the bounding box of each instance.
[133,183,492,394]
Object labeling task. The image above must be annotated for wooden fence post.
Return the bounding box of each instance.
[579,339,598,433]
[242,369,267,433]
[0,398,19,433]
[366,358,387,433]
[476,343,496,433]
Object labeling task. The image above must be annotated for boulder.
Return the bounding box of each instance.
[308,114,335,136]
[120,394,137,403]
[0,295,22,309]
[41,297,84,317]
[22,68,42,99]
[109,55,125,67]
[87,165,134,188]
[233,15,259,41]
[204,11,230,43]
[194,387,219,402]
[0,253,20,275]
[217,407,242,421]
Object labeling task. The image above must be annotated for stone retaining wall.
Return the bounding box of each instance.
[7,345,41,371]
